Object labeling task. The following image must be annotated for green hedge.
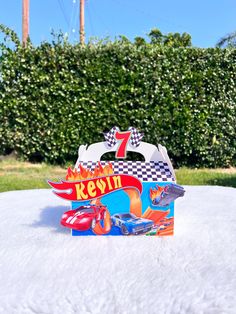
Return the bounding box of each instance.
[0,35,236,167]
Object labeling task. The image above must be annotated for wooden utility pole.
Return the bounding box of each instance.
[22,0,29,45]
[80,0,85,44]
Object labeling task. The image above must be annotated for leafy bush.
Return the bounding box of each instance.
[0,26,235,167]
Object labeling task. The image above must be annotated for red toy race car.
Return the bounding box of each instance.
[61,205,107,231]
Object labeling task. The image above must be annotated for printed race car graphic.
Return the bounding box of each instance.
[111,213,154,235]
[151,183,185,207]
[61,205,107,231]
[146,217,174,236]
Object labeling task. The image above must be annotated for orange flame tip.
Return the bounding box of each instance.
[149,185,165,200]
[66,162,113,181]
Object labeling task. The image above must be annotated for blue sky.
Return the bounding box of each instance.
[0,0,235,47]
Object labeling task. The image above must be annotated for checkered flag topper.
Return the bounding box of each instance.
[104,126,144,148]
[104,126,120,147]
[128,127,144,147]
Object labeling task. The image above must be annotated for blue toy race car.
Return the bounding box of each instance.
[152,183,185,207]
[111,213,154,235]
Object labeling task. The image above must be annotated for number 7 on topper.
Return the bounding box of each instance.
[115,131,132,158]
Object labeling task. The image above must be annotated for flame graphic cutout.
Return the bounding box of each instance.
[149,185,165,200]
[66,162,113,181]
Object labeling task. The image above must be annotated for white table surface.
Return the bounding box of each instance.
[0,186,236,314]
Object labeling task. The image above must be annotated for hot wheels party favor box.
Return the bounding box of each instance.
[48,127,185,236]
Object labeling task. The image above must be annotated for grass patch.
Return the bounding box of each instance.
[0,158,66,192]
[0,158,235,192]
[176,168,236,188]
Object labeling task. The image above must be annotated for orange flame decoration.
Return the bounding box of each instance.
[66,162,113,181]
[149,185,165,200]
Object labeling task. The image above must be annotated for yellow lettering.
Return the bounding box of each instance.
[75,182,88,200]
[87,181,96,197]
[106,176,113,190]
[113,176,122,189]
[96,179,106,194]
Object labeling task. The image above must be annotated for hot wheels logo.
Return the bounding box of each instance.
[48,174,142,201]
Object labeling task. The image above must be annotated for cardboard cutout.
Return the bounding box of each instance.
[48,127,185,236]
